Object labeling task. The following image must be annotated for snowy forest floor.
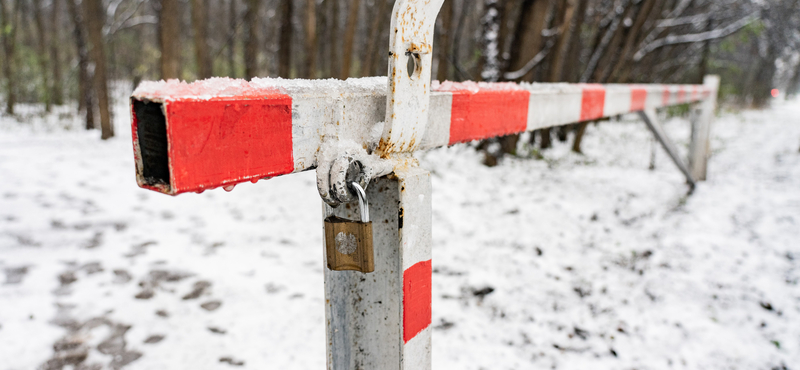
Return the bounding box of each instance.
[1,89,799,370]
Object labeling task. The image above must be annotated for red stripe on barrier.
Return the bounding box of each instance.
[403,259,432,343]
[677,86,686,104]
[631,87,647,112]
[662,87,671,106]
[580,85,605,121]
[447,88,530,145]
[165,95,294,194]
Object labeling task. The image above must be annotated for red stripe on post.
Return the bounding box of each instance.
[580,85,605,121]
[403,259,432,343]
[447,87,529,145]
[165,95,294,194]
[630,87,647,112]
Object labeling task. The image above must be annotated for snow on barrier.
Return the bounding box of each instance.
[128,1,719,369]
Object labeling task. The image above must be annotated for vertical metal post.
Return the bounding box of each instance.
[689,75,720,181]
[324,166,432,370]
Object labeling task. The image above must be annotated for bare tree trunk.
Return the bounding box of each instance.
[361,0,388,77]
[244,0,260,79]
[436,0,454,81]
[83,0,113,139]
[67,0,93,129]
[191,0,212,79]
[305,0,317,78]
[50,0,63,105]
[278,0,293,77]
[32,0,51,111]
[339,0,361,79]
[228,0,237,77]
[329,0,340,79]
[548,0,577,82]
[0,0,18,115]
[592,1,634,83]
[697,14,712,84]
[480,0,501,82]
[507,0,550,82]
[608,0,660,83]
[563,0,588,82]
[540,0,567,80]
[159,0,181,79]
[540,128,552,149]
[571,122,588,153]
[580,0,629,82]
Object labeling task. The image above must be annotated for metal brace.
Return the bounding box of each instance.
[317,0,444,206]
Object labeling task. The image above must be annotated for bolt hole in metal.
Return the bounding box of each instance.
[406,52,418,79]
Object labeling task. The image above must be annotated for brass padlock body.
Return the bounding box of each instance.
[324,216,374,273]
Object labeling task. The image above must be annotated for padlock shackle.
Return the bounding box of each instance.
[351,182,370,223]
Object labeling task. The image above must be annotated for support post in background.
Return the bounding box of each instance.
[324,166,432,370]
[689,75,720,181]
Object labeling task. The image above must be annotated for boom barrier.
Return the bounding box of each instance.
[128,0,719,368]
[131,78,717,195]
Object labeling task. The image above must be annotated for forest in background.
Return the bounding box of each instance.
[0,0,799,146]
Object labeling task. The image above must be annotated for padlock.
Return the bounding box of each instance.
[324,182,374,273]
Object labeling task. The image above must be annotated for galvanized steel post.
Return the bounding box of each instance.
[689,75,720,181]
[323,1,440,369]
[323,167,433,370]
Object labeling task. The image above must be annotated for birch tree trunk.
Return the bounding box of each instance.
[83,0,113,139]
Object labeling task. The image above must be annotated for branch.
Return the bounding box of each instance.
[503,39,554,80]
[634,13,759,61]
[580,0,630,83]
[114,15,157,31]
[656,13,710,28]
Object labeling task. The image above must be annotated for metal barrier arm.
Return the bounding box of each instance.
[130,79,716,195]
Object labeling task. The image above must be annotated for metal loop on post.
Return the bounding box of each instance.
[350,182,369,223]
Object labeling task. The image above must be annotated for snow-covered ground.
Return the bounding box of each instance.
[1,91,798,370]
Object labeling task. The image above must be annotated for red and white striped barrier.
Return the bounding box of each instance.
[131,78,713,195]
[129,2,719,369]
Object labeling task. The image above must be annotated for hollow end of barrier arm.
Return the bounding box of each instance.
[130,93,295,196]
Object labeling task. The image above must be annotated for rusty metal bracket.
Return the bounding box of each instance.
[317,0,442,206]
[378,0,445,155]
